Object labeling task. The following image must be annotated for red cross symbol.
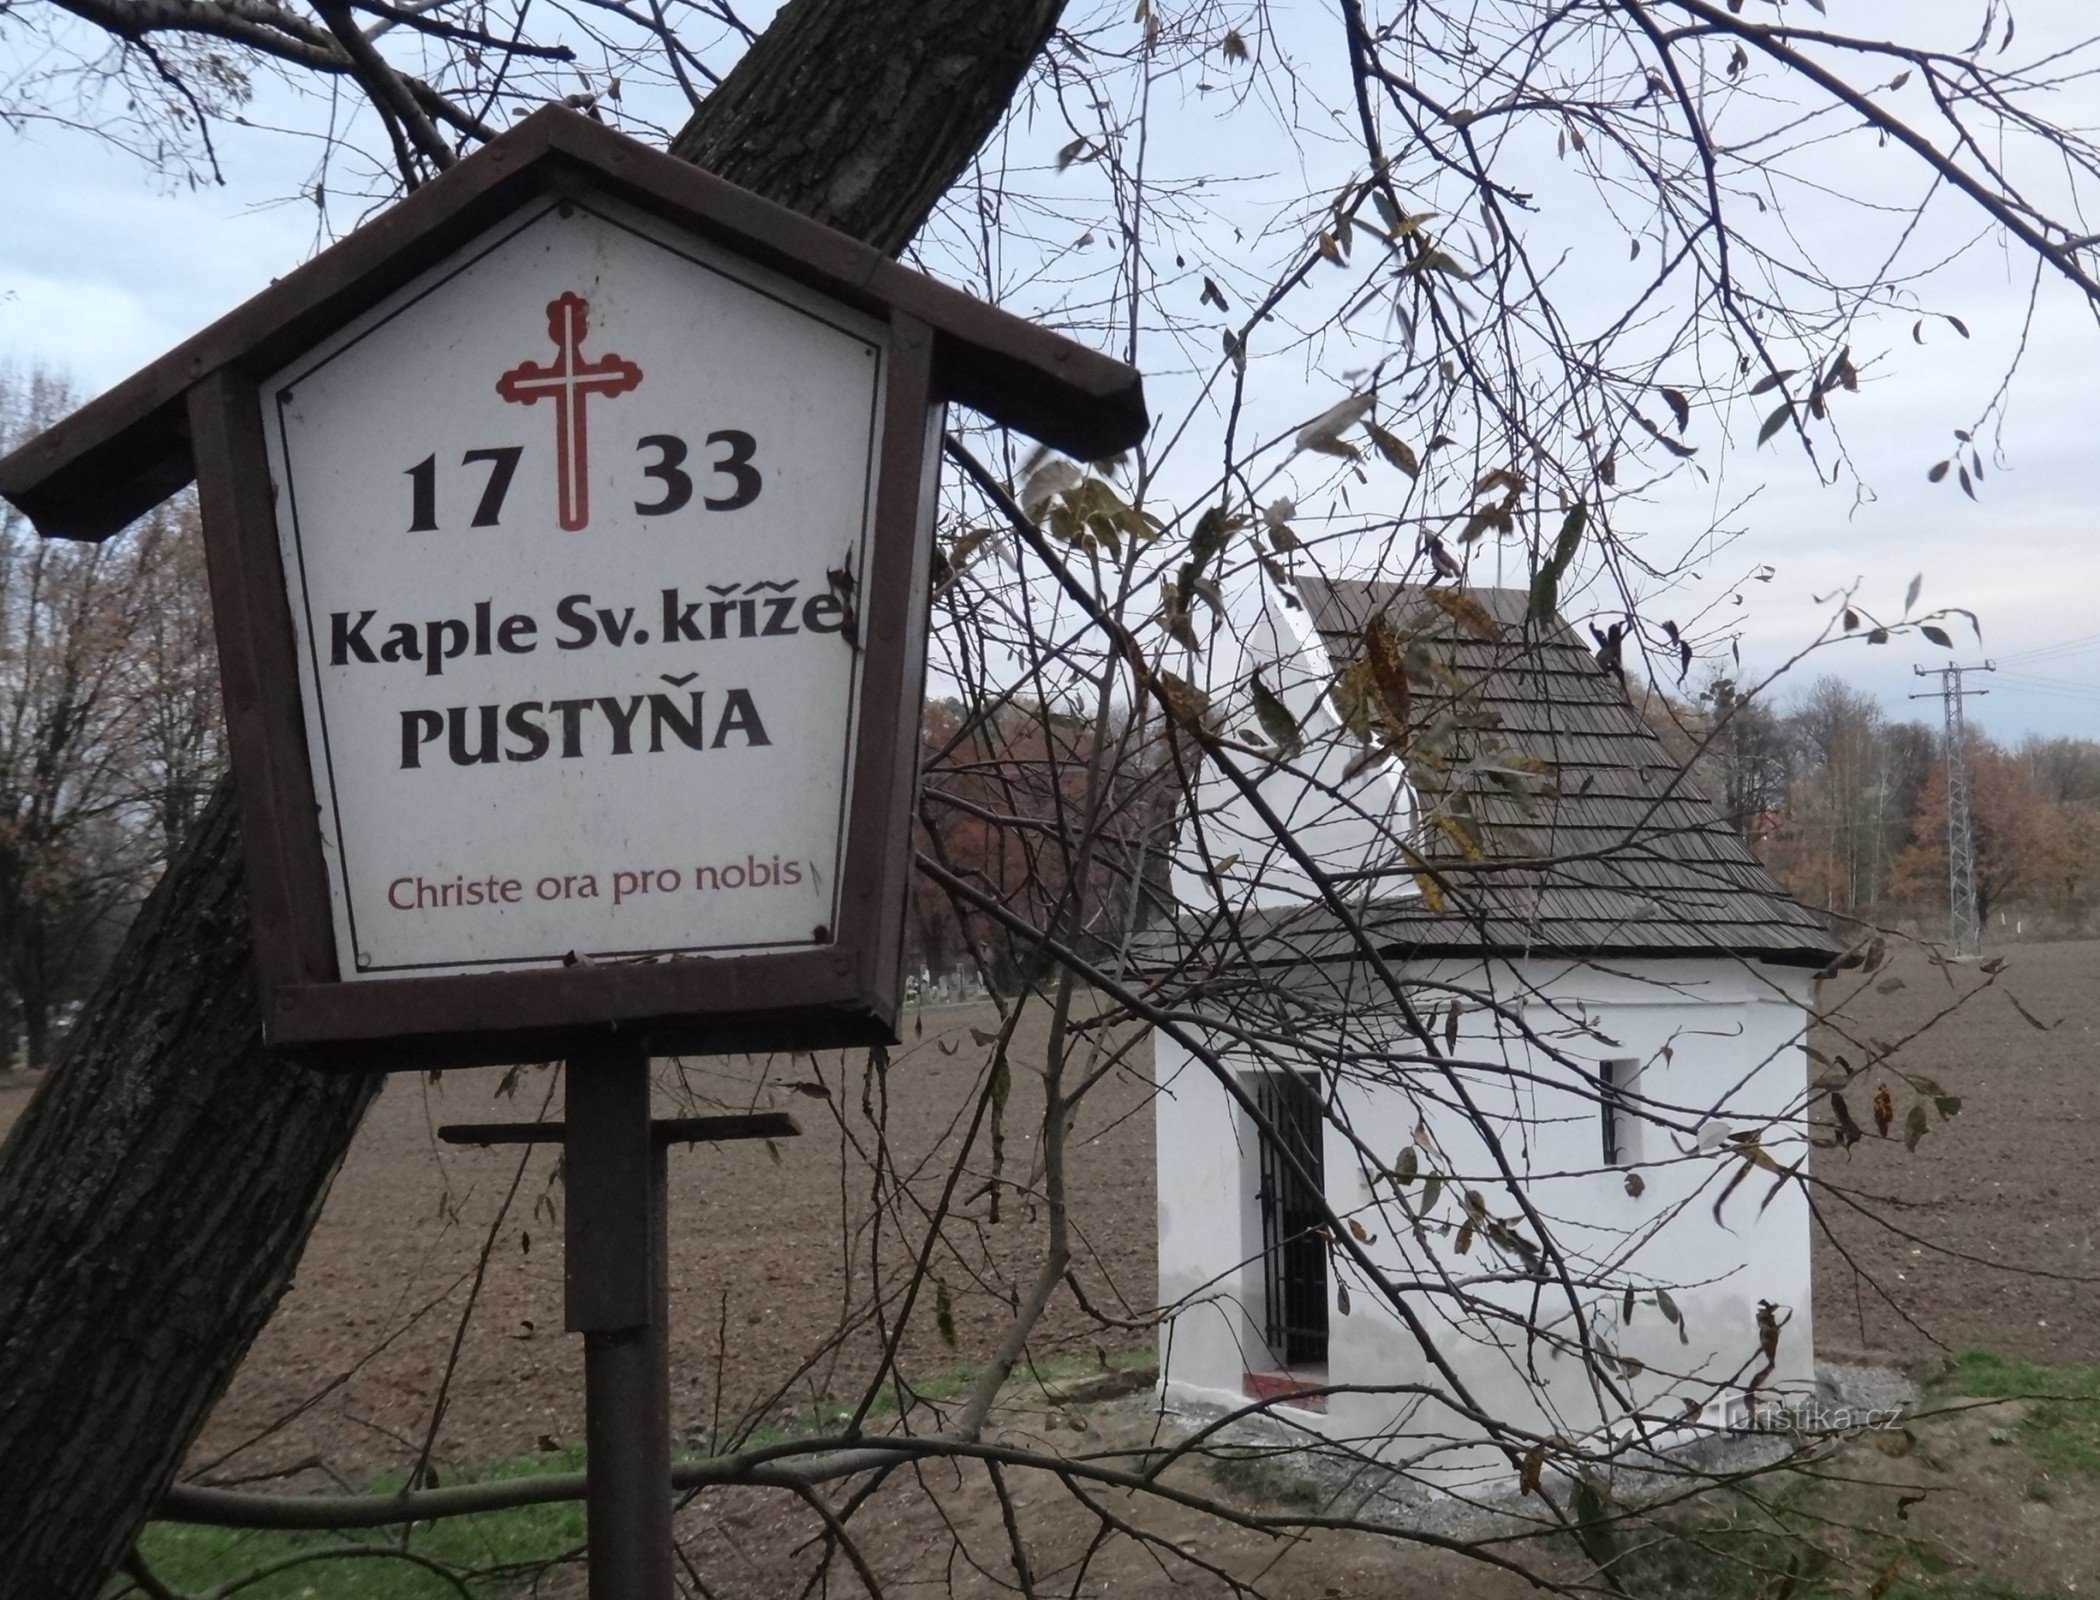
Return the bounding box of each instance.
[496,291,644,531]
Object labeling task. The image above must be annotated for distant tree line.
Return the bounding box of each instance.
[0,370,223,1069]
[1672,674,2100,943]
[910,667,2100,995]
[908,695,1176,991]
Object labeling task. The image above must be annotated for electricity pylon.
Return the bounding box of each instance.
[1910,661,1995,957]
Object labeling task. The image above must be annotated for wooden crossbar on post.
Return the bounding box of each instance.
[439,1071,800,1599]
[436,1111,802,1147]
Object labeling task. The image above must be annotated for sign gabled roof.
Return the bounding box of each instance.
[0,104,1147,542]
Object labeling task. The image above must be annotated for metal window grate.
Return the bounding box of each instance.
[1255,1071,1328,1368]
[1599,1058,1635,1167]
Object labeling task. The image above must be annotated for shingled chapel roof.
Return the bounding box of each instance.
[1180,577,1843,969]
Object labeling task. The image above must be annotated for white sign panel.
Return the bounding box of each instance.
[263,195,887,980]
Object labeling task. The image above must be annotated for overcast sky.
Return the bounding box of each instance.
[3,4,2096,742]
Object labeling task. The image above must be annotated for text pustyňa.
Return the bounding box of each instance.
[318,574,853,770]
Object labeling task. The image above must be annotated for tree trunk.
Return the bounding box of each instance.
[0,2,1062,1591]
[669,0,1064,256]
[0,788,378,1593]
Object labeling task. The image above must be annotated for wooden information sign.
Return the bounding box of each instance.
[0,104,1144,1070]
[0,105,1146,1598]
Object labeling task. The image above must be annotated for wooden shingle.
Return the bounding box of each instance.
[1195,577,1843,968]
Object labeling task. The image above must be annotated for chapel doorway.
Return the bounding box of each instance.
[1254,1071,1328,1369]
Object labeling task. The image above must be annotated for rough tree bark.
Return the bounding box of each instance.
[0,788,377,1593]
[0,1,1063,1590]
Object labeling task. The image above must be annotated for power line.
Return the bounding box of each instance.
[1992,671,2100,704]
[1909,661,1995,958]
[1999,632,2100,667]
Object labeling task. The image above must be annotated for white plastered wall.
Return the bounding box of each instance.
[1154,954,1818,1491]
[1168,586,1417,917]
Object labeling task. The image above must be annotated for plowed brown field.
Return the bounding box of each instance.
[6,937,2093,1595]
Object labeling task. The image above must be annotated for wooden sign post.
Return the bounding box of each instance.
[0,105,1146,1597]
